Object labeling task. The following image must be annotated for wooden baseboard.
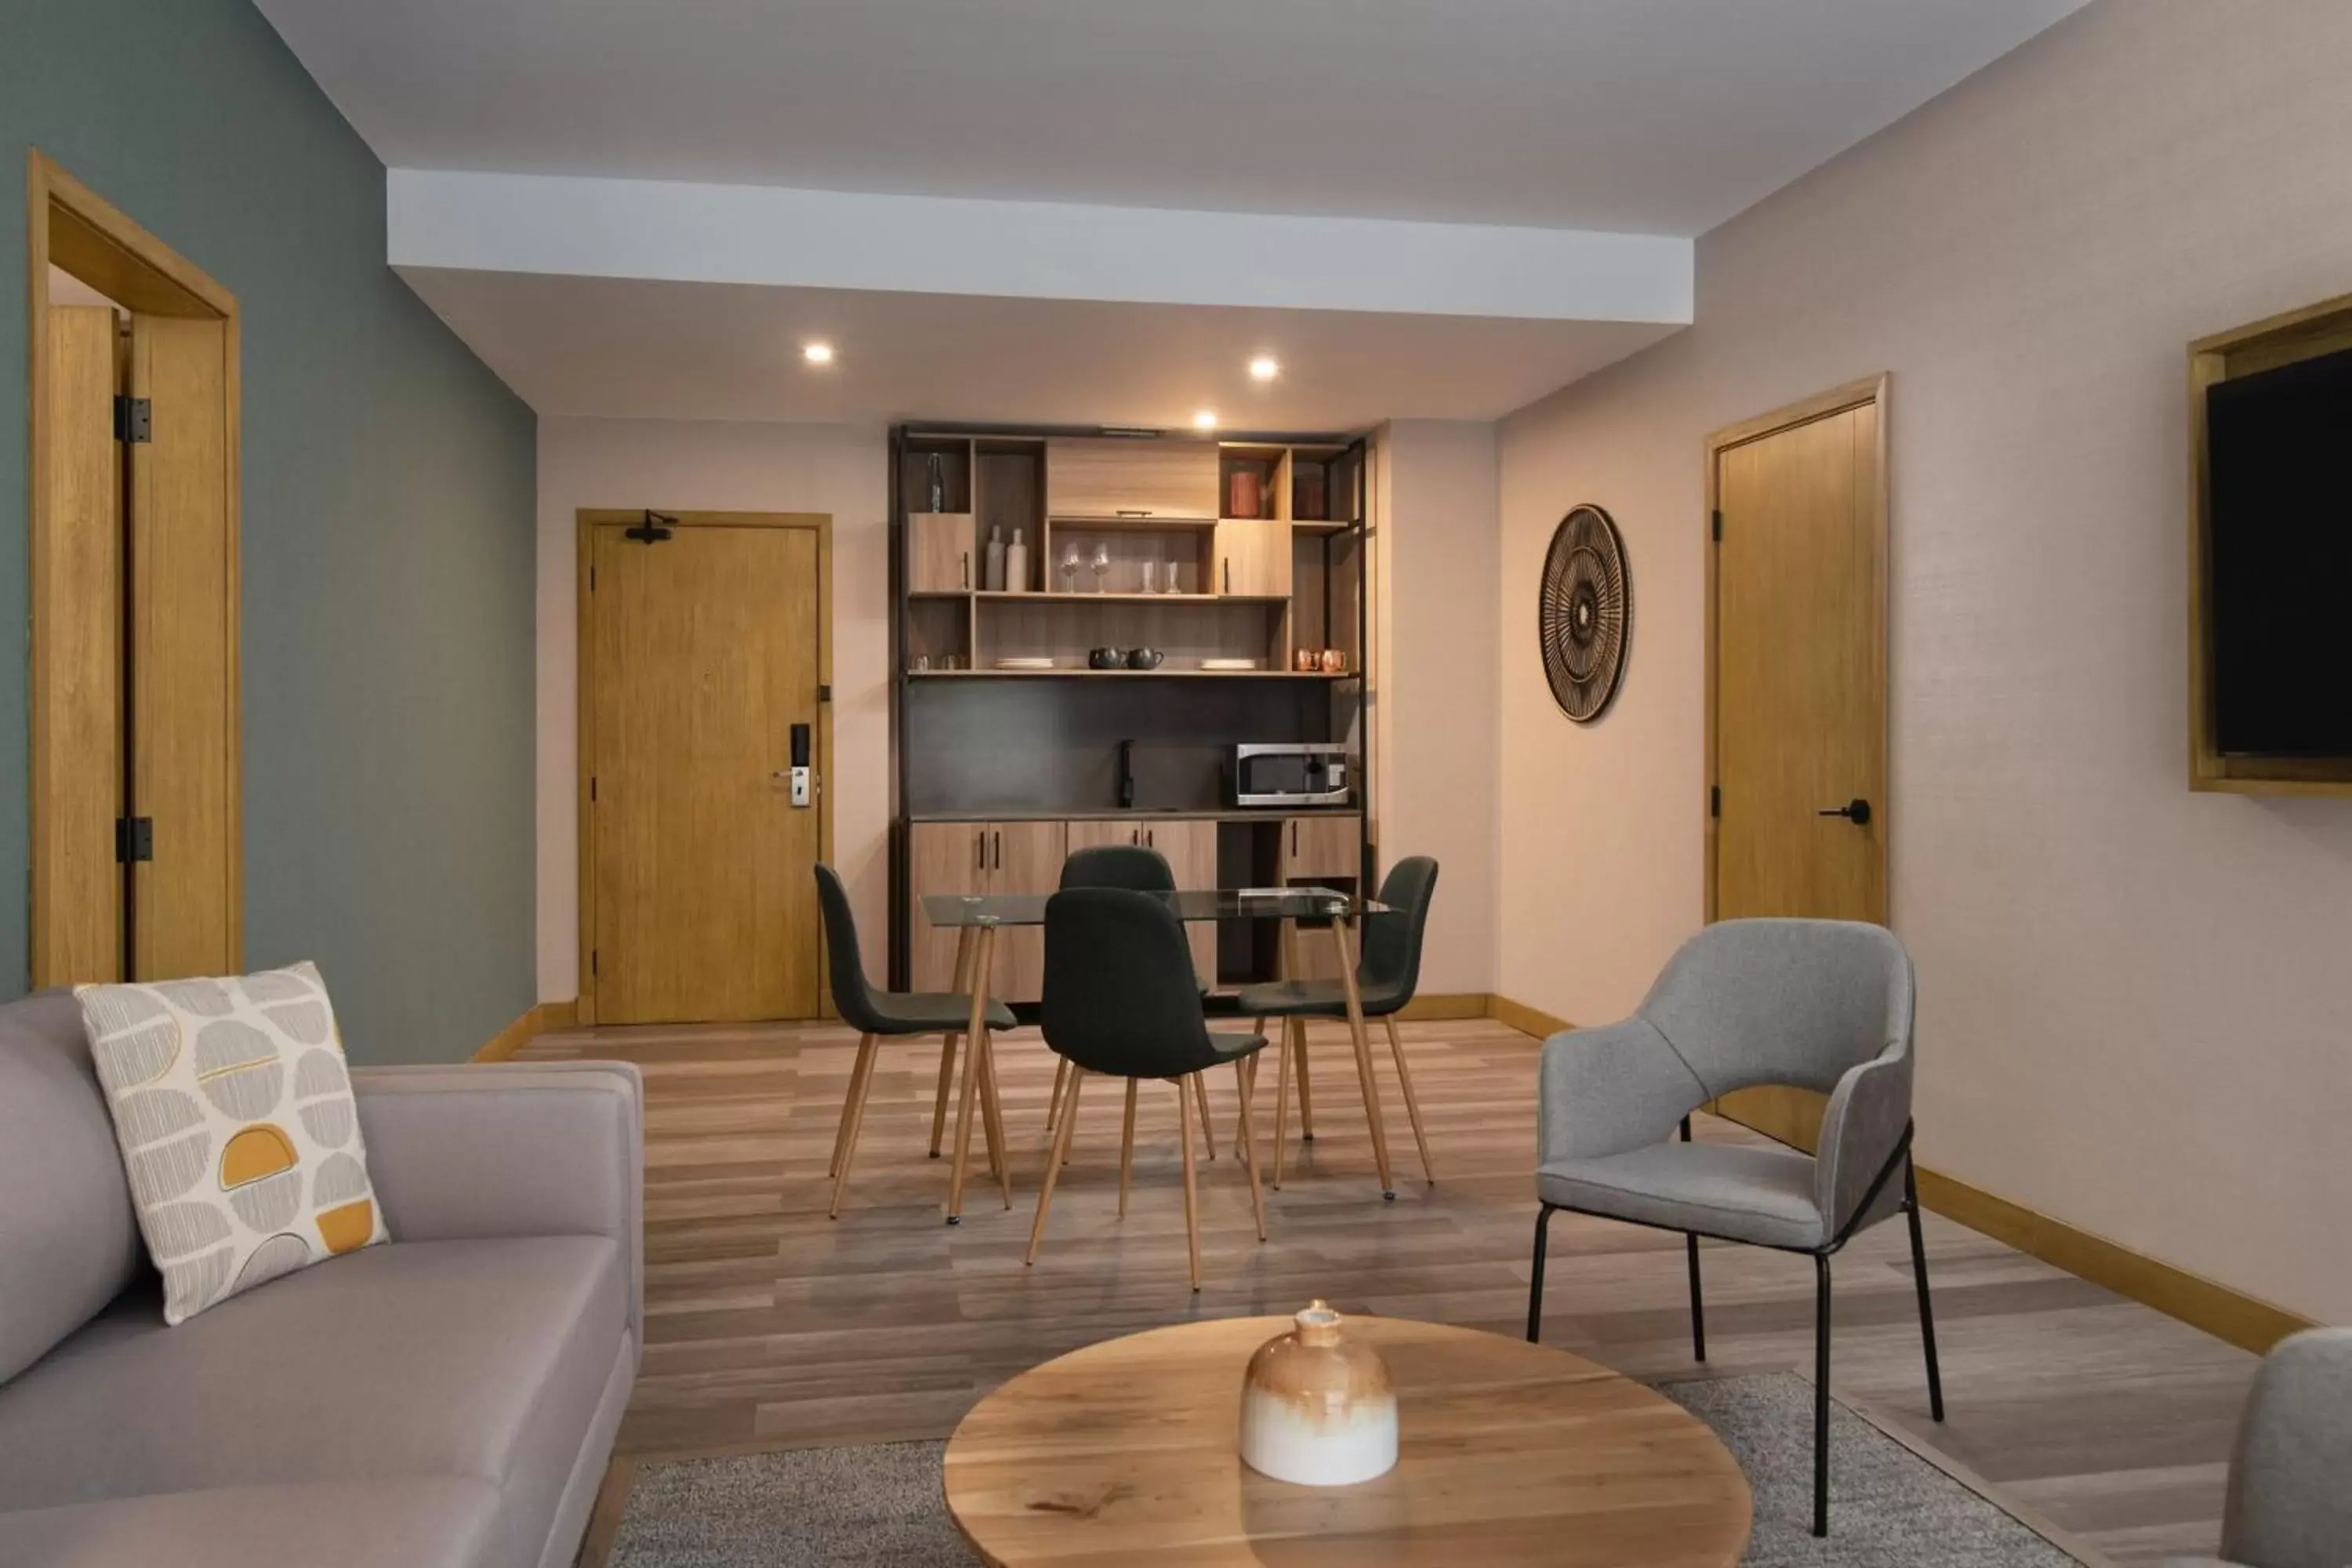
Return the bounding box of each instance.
[1395,993,1492,1022]
[1486,993,1574,1040]
[473,1000,580,1063]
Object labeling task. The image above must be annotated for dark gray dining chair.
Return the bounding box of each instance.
[2175,1327,2352,1568]
[1230,855,1439,1192]
[1045,843,1221,1161]
[1027,887,1269,1290]
[1524,917,1943,1537]
[816,863,1014,1220]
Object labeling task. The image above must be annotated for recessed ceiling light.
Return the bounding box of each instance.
[803,341,835,365]
[1248,355,1280,382]
[1192,409,1218,431]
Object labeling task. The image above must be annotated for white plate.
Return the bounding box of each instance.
[993,658,1057,670]
[1200,658,1262,670]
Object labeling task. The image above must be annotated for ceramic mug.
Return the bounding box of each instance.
[1294,648,1321,672]
[1320,649,1348,673]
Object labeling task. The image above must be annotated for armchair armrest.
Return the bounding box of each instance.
[353,1062,643,1357]
[1538,1018,1709,1166]
[1813,1040,1911,1241]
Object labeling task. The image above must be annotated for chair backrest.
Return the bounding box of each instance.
[1636,918,1913,1098]
[1041,888,1219,1080]
[2222,1327,2352,1568]
[1060,843,1175,893]
[1359,855,1439,1002]
[813,864,891,1035]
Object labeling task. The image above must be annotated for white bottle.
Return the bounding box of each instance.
[984,524,1007,593]
[1006,528,1029,594]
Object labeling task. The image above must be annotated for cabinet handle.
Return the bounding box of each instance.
[1222,557,1231,594]
[976,830,985,871]
[1117,509,1152,518]
[1291,822,1299,858]
[993,829,1002,870]
[961,551,971,590]
[1147,828,1156,848]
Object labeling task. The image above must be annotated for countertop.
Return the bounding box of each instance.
[907,805,1361,824]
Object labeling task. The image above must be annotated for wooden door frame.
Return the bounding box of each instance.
[575,509,834,1025]
[27,150,242,985]
[1702,372,1890,923]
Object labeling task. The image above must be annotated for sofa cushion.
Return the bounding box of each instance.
[0,1235,625,1562]
[0,1477,503,1568]
[78,962,390,1324]
[0,991,143,1385]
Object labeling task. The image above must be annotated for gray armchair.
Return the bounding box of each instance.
[2172,1327,2352,1568]
[1527,918,1941,1537]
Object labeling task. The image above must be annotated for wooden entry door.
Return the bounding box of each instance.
[1706,377,1889,1143]
[584,513,829,1023]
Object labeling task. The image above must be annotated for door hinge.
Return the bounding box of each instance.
[1711,509,1722,543]
[1710,785,1721,819]
[116,817,154,862]
[114,397,152,444]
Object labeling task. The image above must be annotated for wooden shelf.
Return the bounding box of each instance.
[908,668,1355,681]
[1044,514,1217,532]
[970,590,1287,605]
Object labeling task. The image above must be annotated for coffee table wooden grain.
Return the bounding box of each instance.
[942,1316,1752,1566]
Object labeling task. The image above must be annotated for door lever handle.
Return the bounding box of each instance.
[1818,798,1873,826]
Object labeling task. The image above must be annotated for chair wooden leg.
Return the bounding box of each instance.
[1332,917,1395,1199]
[1292,1021,1316,1141]
[1271,1025,1294,1189]
[1025,1068,1084,1265]
[1233,1018,1267,1160]
[1191,1073,1218,1161]
[827,1033,880,1220]
[1178,1076,1203,1291]
[1046,1056,1070,1131]
[927,1033,959,1159]
[829,1031,876,1178]
[945,927,996,1224]
[1234,1059,1266,1242]
[1118,1078,1138,1218]
[1381,1014,1436,1185]
[978,1029,1012,1208]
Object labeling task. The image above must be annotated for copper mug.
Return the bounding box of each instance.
[1294,648,1320,672]
[1319,648,1348,673]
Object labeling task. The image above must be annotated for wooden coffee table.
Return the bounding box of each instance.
[943,1316,1751,1566]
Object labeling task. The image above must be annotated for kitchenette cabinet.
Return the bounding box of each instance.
[1213,519,1291,598]
[907,819,1068,1000]
[1066,817,1218,985]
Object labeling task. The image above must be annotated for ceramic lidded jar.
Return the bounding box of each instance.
[1238,1301,1399,1486]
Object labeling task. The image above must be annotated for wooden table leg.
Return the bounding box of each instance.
[1279,921,1314,1140]
[929,927,978,1159]
[1234,1058,1267,1242]
[978,1027,1012,1208]
[1332,914,1395,1200]
[1118,1078,1138,1218]
[1271,1019,1294,1189]
[945,924,996,1224]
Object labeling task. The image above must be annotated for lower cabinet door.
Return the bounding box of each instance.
[1139,818,1220,988]
[909,822,985,994]
[987,820,1067,1004]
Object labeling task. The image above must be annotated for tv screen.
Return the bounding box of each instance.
[2205,344,2352,757]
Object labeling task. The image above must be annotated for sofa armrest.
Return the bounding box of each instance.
[352,1062,643,1357]
[1538,1018,1709,1167]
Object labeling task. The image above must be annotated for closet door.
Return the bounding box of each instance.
[129,314,238,981]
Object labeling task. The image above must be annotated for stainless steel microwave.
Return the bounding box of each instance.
[1232,743,1352,808]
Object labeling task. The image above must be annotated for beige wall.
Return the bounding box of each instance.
[1374,422,1501,995]
[1497,0,2352,1322]
[536,417,891,1000]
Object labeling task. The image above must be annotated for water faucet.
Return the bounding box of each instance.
[1116,739,1135,809]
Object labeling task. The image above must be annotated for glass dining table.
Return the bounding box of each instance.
[919,887,1398,1222]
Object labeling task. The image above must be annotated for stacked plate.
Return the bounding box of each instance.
[994,657,1057,670]
[1201,658,1262,671]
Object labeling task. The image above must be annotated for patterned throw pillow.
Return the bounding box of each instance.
[77,962,388,1324]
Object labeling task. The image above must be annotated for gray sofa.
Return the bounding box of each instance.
[0,989,642,1568]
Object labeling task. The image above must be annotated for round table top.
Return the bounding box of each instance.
[942,1315,1752,1567]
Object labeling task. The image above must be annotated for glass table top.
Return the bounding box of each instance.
[919,887,1384,927]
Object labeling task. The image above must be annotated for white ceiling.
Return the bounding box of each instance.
[260,0,2084,236]
[397,267,1679,427]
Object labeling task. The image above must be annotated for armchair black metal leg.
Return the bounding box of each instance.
[1813,1252,1832,1537]
[1904,1156,1946,1421]
[1526,1204,1555,1344]
[1679,1117,1705,1362]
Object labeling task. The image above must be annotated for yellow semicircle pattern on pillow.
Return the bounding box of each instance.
[219,1123,298,1189]
[317,1200,377,1255]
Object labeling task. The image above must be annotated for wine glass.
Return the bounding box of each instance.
[1058,545,1080,593]
[1090,543,1111,593]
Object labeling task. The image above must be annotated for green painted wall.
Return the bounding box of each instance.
[1,0,536,1063]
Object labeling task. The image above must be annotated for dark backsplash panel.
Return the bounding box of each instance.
[904,679,1341,815]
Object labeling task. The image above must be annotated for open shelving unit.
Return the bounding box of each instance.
[888,423,1373,991]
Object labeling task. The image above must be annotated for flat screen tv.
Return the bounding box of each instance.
[2204,342,2352,757]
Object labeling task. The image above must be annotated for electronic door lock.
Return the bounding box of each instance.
[789,723,813,808]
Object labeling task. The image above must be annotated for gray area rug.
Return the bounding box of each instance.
[609,1372,2078,1566]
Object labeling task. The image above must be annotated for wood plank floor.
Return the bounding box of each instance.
[522,1015,2256,1563]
